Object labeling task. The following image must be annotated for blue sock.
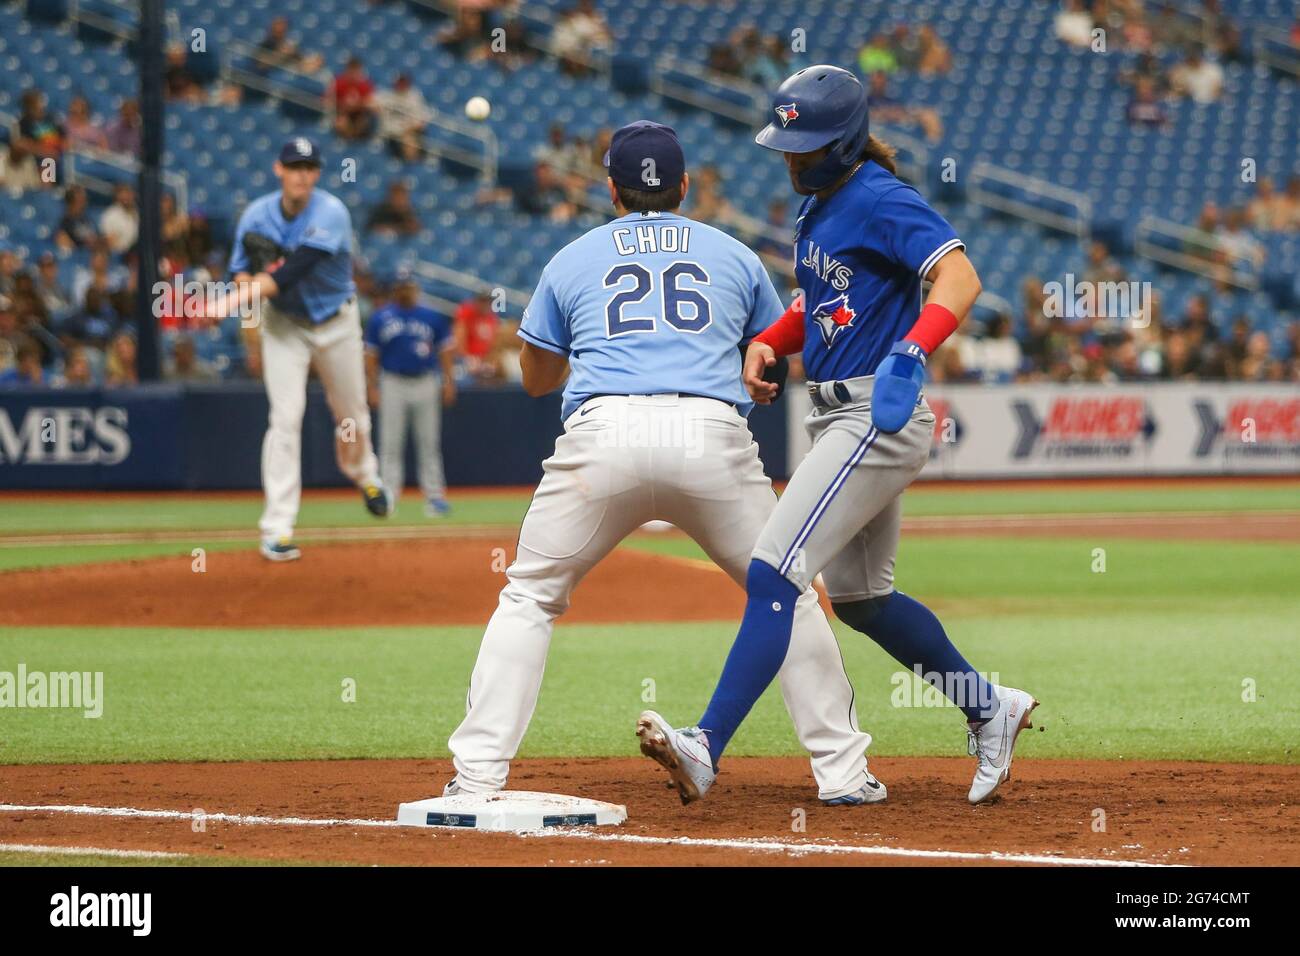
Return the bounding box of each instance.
[698,559,800,766]
[848,591,998,723]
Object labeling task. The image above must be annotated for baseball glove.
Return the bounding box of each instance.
[242,232,287,274]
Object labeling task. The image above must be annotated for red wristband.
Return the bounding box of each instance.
[904,302,959,355]
[754,302,806,357]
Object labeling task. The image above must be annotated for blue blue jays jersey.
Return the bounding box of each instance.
[229,188,356,324]
[794,162,963,382]
[519,211,784,420]
[364,303,453,375]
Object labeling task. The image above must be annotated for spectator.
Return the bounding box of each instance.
[56,345,95,387]
[536,123,579,172]
[257,16,324,74]
[1181,294,1218,345]
[491,18,539,72]
[1237,330,1275,381]
[376,74,432,162]
[1169,47,1224,104]
[164,334,220,382]
[857,34,899,75]
[332,56,377,140]
[969,313,1023,383]
[64,95,110,152]
[161,191,190,244]
[916,25,953,75]
[1218,207,1265,270]
[437,5,492,58]
[454,291,504,380]
[0,337,47,388]
[100,183,139,254]
[745,35,793,90]
[1055,0,1094,48]
[61,287,121,352]
[687,165,736,227]
[56,186,99,251]
[552,0,613,76]
[104,331,138,386]
[105,99,143,158]
[34,252,71,317]
[72,246,127,311]
[164,43,202,103]
[1126,76,1168,128]
[16,88,64,161]
[0,141,44,192]
[0,249,19,297]
[1246,177,1289,232]
[868,72,943,142]
[1082,240,1126,288]
[1280,176,1300,230]
[366,180,421,236]
[755,198,790,258]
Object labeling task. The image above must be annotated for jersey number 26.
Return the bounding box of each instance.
[603,262,711,338]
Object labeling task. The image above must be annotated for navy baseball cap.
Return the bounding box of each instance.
[603,121,685,192]
[279,137,322,167]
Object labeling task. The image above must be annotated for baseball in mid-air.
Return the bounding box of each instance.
[465,96,491,121]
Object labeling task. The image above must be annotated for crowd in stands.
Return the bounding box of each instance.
[3,3,1298,392]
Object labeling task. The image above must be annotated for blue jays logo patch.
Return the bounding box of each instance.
[775,103,799,127]
[810,293,857,348]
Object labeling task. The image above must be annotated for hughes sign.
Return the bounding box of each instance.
[0,406,131,465]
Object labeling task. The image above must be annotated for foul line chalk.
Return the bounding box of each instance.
[0,803,1180,867]
[0,841,187,860]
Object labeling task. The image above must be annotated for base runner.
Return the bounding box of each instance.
[637,67,1038,806]
[206,137,392,561]
[446,121,885,806]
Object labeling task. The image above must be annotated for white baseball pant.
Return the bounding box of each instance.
[448,393,874,801]
[258,297,381,541]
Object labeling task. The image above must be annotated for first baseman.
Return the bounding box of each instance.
[207,137,391,560]
[638,66,1038,806]
[446,121,884,805]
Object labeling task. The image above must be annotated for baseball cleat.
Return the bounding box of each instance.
[424,496,451,518]
[967,685,1039,804]
[259,537,301,562]
[822,769,888,806]
[361,482,393,517]
[443,778,462,797]
[636,710,715,805]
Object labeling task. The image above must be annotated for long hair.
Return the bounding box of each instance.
[861,133,898,176]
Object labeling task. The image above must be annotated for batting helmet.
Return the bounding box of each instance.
[755,65,871,192]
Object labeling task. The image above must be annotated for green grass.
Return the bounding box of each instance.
[2,535,1295,765]
[1,487,1295,766]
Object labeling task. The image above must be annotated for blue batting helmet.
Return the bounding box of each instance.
[755,65,871,192]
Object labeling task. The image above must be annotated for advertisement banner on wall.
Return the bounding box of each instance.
[786,383,1300,478]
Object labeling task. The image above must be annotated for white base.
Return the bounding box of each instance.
[396,791,627,832]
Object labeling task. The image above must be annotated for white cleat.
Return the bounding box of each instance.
[967,686,1039,805]
[636,710,716,805]
[822,769,888,806]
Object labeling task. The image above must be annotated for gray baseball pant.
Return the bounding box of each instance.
[378,370,446,504]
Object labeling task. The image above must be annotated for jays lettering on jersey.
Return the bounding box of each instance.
[364,304,453,375]
[228,189,357,323]
[518,211,785,420]
[794,162,964,382]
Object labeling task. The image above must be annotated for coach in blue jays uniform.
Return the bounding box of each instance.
[364,269,457,516]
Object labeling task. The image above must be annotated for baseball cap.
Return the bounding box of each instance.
[279,137,322,167]
[603,120,685,193]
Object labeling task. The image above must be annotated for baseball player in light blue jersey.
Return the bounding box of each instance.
[207,138,392,561]
[445,121,885,805]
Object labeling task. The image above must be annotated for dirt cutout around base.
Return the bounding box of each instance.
[1,757,1295,867]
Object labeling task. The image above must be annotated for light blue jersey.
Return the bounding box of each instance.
[229,188,356,324]
[519,211,783,419]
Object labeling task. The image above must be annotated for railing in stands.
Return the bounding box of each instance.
[64,146,190,214]
[967,162,1092,239]
[413,259,532,313]
[1134,215,1261,292]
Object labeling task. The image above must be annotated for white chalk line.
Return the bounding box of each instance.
[0,841,187,860]
[0,803,1179,867]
